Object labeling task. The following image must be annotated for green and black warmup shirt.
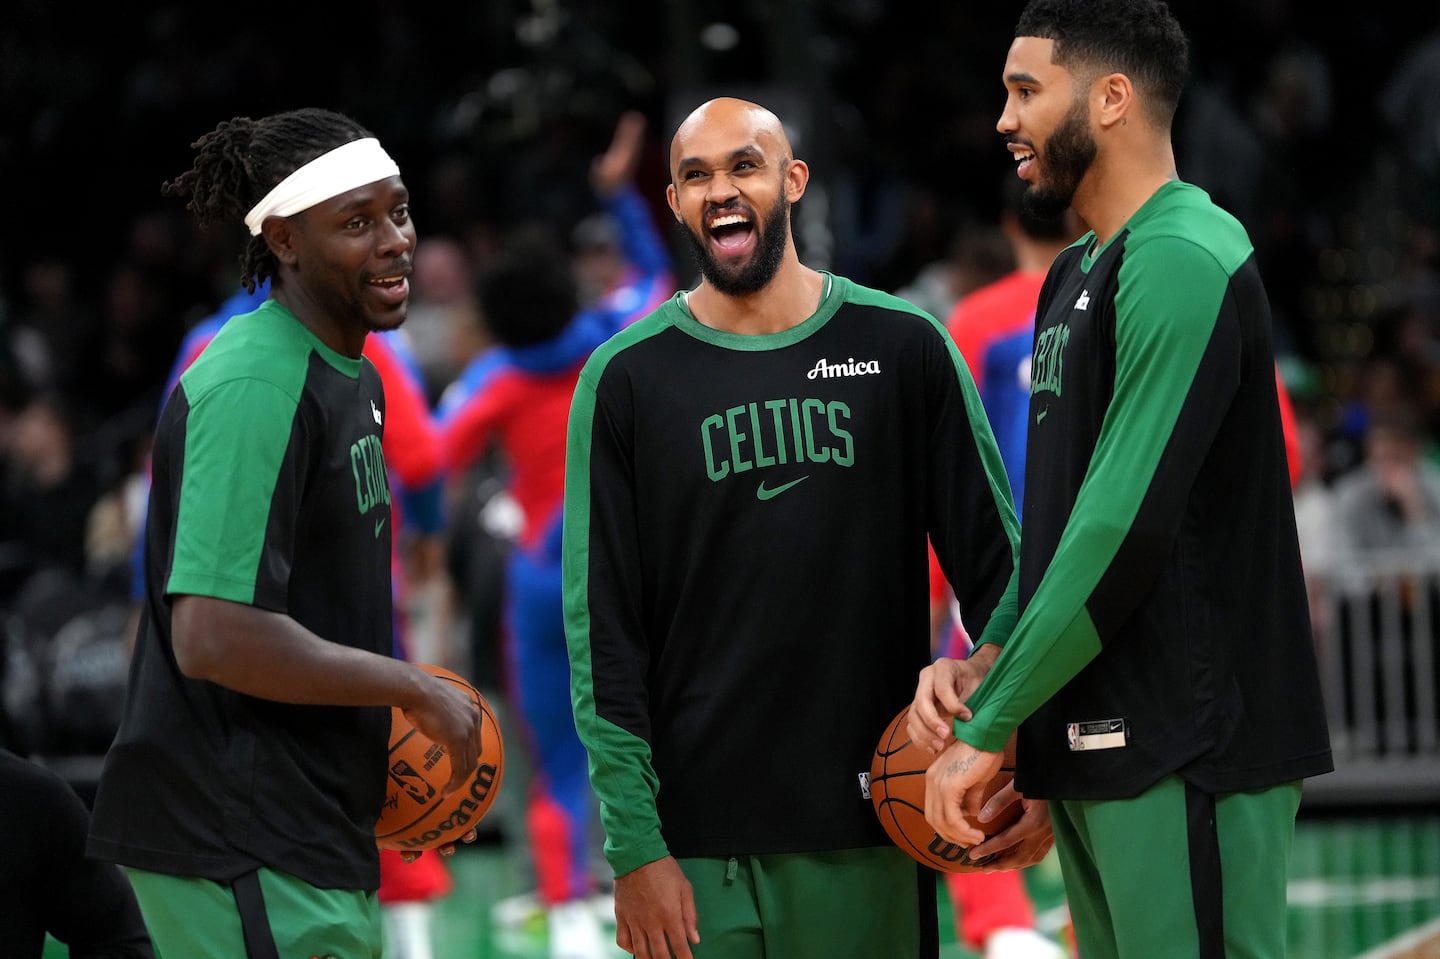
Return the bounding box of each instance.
[563,273,1020,878]
[960,181,1333,799]
[88,300,395,890]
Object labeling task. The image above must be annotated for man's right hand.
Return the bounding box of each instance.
[907,644,999,754]
[401,668,485,796]
[614,856,700,959]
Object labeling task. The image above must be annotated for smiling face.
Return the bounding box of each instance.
[666,99,806,296]
[276,174,416,352]
[997,36,1098,221]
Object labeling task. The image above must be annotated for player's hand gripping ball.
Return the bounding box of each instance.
[870,704,1020,872]
[375,664,505,850]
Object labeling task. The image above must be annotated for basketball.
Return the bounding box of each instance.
[870,705,1021,872]
[375,663,505,851]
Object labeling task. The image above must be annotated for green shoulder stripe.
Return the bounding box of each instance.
[168,303,323,604]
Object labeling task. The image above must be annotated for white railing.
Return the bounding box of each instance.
[1304,549,1440,806]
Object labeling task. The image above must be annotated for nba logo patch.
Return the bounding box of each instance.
[1066,718,1128,751]
[858,771,871,800]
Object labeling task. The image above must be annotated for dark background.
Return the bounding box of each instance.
[1,0,1436,455]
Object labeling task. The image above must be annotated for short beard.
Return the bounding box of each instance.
[678,192,791,296]
[1024,97,1096,221]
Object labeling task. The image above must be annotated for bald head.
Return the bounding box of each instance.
[669,98,794,183]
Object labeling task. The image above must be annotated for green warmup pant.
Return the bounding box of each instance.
[126,865,383,959]
[677,846,938,959]
[1050,775,1302,959]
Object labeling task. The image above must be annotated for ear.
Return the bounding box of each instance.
[1095,72,1134,132]
[784,157,809,203]
[261,217,300,267]
[665,182,683,223]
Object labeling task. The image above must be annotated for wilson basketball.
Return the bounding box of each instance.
[870,705,1021,872]
[375,663,505,850]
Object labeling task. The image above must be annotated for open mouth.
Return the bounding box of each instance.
[1010,143,1036,180]
[367,272,410,304]
[707,211,755,256]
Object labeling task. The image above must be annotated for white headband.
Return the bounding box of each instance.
[243,138,400,236]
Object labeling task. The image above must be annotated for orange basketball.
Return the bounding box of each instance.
[375,663,505,851]
[870,705,1020,872]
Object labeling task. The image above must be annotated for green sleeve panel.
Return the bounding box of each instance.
[970,565,1019,650]
[168,376,303,604]
[960,234,1234,752]
[562,322,671,877]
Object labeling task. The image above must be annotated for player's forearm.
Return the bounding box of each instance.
[171,594,426,707]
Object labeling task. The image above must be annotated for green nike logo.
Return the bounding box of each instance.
[374,517,387,538]
[1036,406,1049,424]
[756,476,810,501]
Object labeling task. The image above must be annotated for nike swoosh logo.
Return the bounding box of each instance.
[374,517,387,538]
[1036,406,1049,424]
[756,476,809,501]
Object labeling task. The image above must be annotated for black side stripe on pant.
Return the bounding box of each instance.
[231,869,282,959]
[1185,781,1225,958]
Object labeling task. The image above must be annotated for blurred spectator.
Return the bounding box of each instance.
[70,261,182,427]
[402,237,485,406]
[0,394,103,599]
[1373,296,1440,448]
[1333,351,1431,478]
[894,219,1014,326]
[1332,404,1440,555]
[83,430,150,589]
[1291,401,1341,641]
[11,256,91,397]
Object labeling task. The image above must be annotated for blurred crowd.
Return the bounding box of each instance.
[2,2,1439,759]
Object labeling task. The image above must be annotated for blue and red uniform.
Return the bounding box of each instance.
[948,272,1047,517]
[436,179,671,912]
[589,183,675,321]
[436,308,626,908]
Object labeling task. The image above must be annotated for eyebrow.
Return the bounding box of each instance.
[1006,70,1041,85]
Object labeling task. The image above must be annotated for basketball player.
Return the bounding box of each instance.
[87,108,485,959]
[132,274,459,959]
[908,3,1333,957]
[562,97,1021,959]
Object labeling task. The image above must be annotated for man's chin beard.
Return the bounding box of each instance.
[1021,183,1074,222]
[698,253,774,297]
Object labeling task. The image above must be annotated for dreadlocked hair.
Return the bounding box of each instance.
[161,108,376,293]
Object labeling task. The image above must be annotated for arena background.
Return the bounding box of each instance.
[5,0,1431,363]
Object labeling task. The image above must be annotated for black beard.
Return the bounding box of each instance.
[678,192,791,297]
[1023,97,1096,221]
